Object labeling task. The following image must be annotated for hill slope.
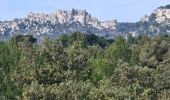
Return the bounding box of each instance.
[0,4,170,41]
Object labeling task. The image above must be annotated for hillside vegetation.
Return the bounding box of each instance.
[0,32,170,100]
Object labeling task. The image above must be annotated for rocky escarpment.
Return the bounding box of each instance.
[27,9,117,29]
[151,9,170,23]
[0,9,117,41]
[118,4,170,36]
[0,4,170,41]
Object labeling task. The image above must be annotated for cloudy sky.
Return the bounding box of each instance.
[0,0,169,22]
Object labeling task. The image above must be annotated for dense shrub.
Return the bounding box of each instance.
[0,33,170,100]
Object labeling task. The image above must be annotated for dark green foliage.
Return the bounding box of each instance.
[10,35,37,45]
[58,32,113,48]
[129,46,139,66]
[68,42,91,80]
[104,35,131,72]
[1,33,170,100]
[58,34,69,47]
[138,35,170,68]
[127,33,135,45]
[0,40,20,99]
[84,34,113,48]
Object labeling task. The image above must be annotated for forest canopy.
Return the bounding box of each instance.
[0,32,170,100]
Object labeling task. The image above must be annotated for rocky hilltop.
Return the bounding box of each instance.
[0,5,170,41]
[118,4,170,36]
[0,9,117,41]
[27,9,117,29]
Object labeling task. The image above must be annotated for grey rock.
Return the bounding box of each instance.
[0,5,170,41]
[0,9,117,41]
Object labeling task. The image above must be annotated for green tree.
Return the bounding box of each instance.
[129,45,139,66]
[105,35,131,63]
[127,33,135,45]
[68,41,91,80]
[36,38,68,85]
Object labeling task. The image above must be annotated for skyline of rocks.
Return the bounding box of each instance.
[0,4,170,41]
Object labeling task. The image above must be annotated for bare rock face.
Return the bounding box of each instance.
[26,9,117,29]
[0,9,118,40]
[1,5,170,41]
[140,15,149,22]
[126,4,170,36]
[101,20,117,29]
[152,9,170,23]
[140,5,170,24]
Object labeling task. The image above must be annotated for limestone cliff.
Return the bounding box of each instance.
[0,5,170,41]
[0,9,117,41]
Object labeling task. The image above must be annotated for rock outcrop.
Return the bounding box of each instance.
[152,9,170,23]
[0,9,117,41]
[26,9,117,30]
[0,4,170,41]
[118,4,170,36]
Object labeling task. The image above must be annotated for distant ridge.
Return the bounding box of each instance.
[0,4,170,41]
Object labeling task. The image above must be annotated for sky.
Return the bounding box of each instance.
[0,0,169,22]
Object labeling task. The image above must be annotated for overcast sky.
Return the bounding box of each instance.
[0,0,169,22]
